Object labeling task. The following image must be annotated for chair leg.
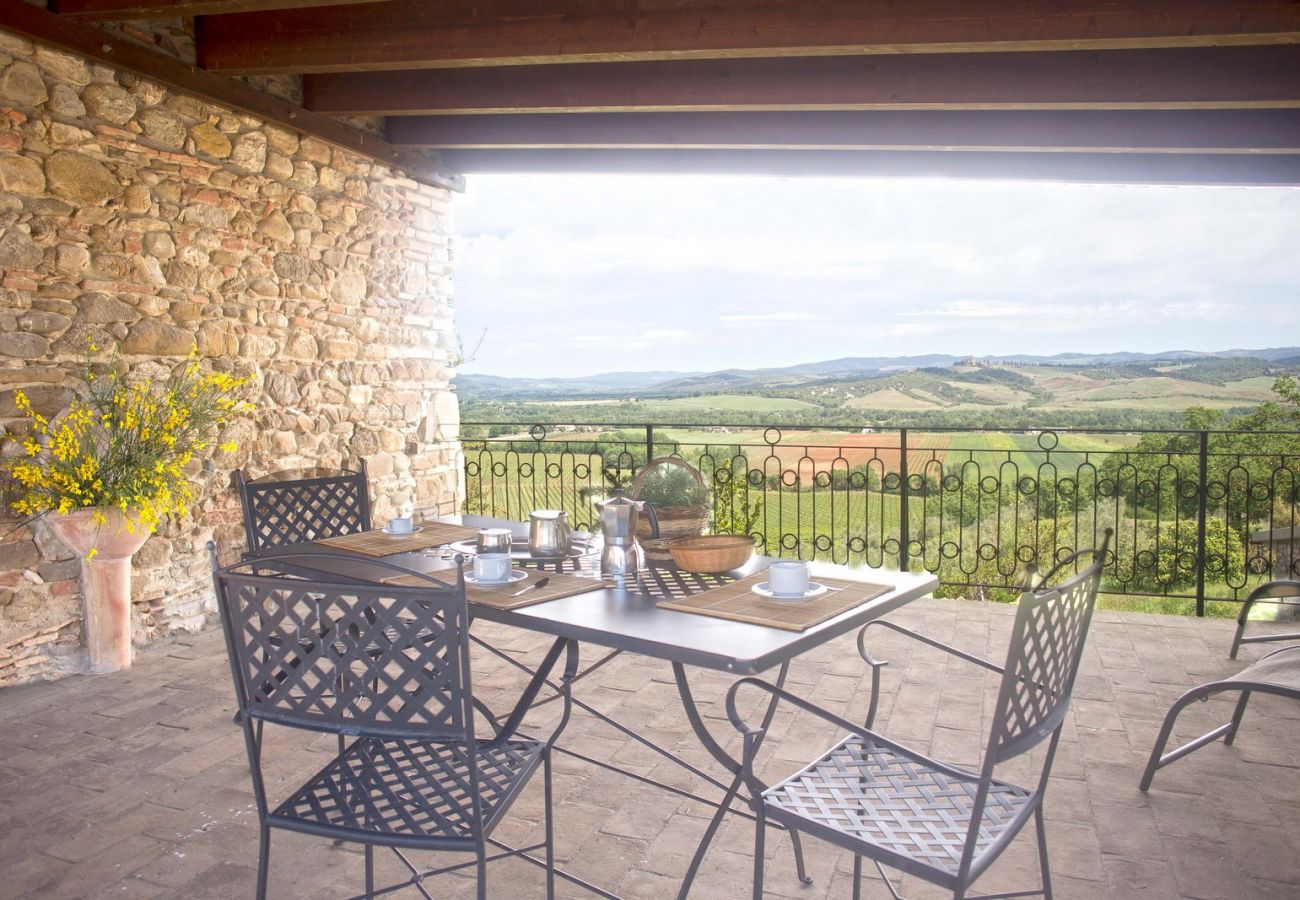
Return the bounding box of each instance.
[1140,685,1245,791]
[753,806,767,900]
[787,825,812,885]
[477,848,488,900]
[852,855,862,900]
[1035,804,1053,900]
[544,750,556,899]
[1139,692,1192,791]
[1224,690,1252,745]
[364,844,374,897]
[255,825,272,900]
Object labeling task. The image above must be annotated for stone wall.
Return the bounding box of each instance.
[0,32,462,687]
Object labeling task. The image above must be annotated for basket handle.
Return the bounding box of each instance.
[631,455,706,499]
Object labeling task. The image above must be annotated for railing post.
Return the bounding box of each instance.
[1195,430,1209,617]
[645,424,655,470]
[899,427,910,572]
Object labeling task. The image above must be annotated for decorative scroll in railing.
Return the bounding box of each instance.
[460,423,1300,615]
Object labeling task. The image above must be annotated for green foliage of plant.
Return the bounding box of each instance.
[710,458,764,537]
[635,462,708,508]
[1122,518,1246,594]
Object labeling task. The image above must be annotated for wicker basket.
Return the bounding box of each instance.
[667,535,754,573]
[633,456,710,560]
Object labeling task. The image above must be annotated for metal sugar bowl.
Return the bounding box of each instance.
[595,492,659,588]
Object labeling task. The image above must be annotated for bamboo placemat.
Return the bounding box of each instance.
[381,569,603,610]
[658,572,891,633]
[314,523,481,557]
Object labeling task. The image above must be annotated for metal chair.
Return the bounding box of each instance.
[1140,578,1300,792]
[728,531,1111,900]
[211,547,577,899]
[235,464,372,557]
[1229,578,1300,659]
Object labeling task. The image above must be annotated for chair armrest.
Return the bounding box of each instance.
[1231,579,1300,659]
[481,638,580,751]
[726,676,924,767]
[858,620,1005,675]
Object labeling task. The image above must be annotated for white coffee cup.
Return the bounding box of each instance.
[473,553,512,583]
[388,516,413,534]
[767,561,811,598]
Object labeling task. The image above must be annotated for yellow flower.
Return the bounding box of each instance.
[219,440,237,453]
[86,548,98,560]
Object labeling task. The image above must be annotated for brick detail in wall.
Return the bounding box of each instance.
[0,32,461,688]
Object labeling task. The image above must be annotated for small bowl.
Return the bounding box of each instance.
[667,535,754,573]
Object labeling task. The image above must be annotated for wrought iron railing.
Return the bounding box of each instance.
[460,422,1300,615]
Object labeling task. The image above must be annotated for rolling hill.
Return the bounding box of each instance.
[455,348,1300,411]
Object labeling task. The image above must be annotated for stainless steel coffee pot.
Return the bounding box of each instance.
[528,509,572,558]
[595,492,659,587]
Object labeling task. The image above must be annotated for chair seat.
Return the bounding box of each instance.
[762,735,1035,878]
[272,736,545,845]
[1237,644,1300,692]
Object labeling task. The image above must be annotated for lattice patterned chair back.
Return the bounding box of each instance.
[236,465,372,557]
[987,531,1110,765]
[214,553,472,742]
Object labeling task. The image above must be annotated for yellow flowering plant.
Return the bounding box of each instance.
[5,347,251,536]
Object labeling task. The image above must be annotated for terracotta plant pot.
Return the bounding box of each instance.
[46,508,151,674]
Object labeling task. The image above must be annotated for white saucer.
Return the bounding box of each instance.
[752,582,828,602]
[465,569,528,586]
[382,524,424,537]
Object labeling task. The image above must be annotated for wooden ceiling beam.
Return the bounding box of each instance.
[386,110,1300,154]
[0,0,462,190]
[440,148,1300,186]
[195,0,1300,75]
[306,46,1300,115]
[52,0,391,20]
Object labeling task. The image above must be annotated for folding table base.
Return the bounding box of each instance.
[469,631,809,899]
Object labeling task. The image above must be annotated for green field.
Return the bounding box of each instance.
[636,394,821,415]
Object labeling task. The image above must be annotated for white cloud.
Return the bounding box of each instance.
[718,312,832,323]
[454,174,1300,376]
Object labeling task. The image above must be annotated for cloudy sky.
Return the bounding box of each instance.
[452,174,1300,378]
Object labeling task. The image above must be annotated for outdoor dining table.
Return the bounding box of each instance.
[278,514,938,899]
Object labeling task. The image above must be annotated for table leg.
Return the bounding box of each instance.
[671,661,811,898]
[466,628,809,897]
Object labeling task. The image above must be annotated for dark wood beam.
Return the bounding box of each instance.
[306,46,1300,116]
[52,0,390,20]
[0,0,462,190]
[384,109,1300,154]
[440,148,1300,186]
[196,0,1300,75]
[387,109,1300,153]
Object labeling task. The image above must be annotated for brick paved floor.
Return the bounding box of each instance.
[3,598,1299,899]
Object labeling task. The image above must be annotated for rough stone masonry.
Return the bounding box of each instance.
[0,30,462,687]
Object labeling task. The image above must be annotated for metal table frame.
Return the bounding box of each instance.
[265,515,937,898]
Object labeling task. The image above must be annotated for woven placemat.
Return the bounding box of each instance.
[314,523,481,557]
[658,572,891,632]
[381,569,603,610]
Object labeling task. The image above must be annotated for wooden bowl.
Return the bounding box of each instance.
[667,535,754,573]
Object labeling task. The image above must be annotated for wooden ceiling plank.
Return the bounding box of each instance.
[306,46,1300,115]
[195,0,1300,74]
[0,0,462,190]
[439,147,1300,186]
[385,110,1300,153]
[53,0,392,20]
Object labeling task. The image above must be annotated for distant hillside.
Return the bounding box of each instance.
[454,370,699,399]
[454,347,1300,401]
[771,359,1287,413]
